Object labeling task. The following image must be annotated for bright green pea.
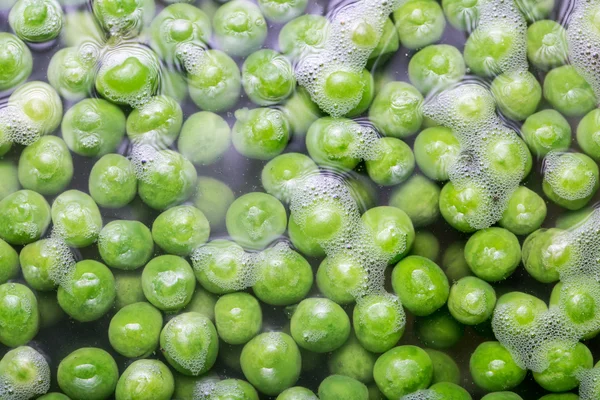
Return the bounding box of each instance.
[9,0,63,42]
[521,109,571,157]
[408,44,466,94]
[98,220,153,270]
[368,18,399,68]
[442,241,472,281]
[533,341,593,392]
[0,283,39,347]
[188,50,241,113]
[116,359,174,400]
[470,341,526,391]
[373,345,433,398]
[137,149,197,210]
[160,312,219,376]
[215,292,262,345]
[527,20,568,71]
[389,175,440,228]
[415,309,464,349]
[206,379,260,400]
[277,386,318,400]
[191,239,247,294]
[429,382,472,399]
[281,87,322,136]
[425,348,460,385]
[318,375,368,400]
[0,161,18,199]
[413,126,461,181]
[392,255,450,316]
[183,287,217,321]
[465,227,521,282]
[52,190,102,248]
[491,71,542,121]
[0,33,32,91]
[57,348,119,400]
[369,82,423,139]
[288,215,325,258]
[448,276,496,325]
[57,260,115,322]
[126,95,183,149]
[92,0,154,37]
[0,346,50,400]
[328,334,376,384]
[193,176,235,230]
[89,154,137,208]
[365,137,415,186]
[322,68,374,118]
[543,152,599,210]
[253,245,313,306]
[362,206,415,263]
[19,238,64,291]
[240,332,301,396]
[577,108,600,162]
[278,14,329,59]
[549,279,600,338]
[18,135,73,195]
[36,290,65,328]
[438,180,485,233]
[142,255,195,312]
[152,205,210,257]
[494,291,548,334]
[9,81,63,136]
[178,112,231,166]
[442,0,480,31]
[161,68,187,103]
[242,49,295,106]
[0,239,18,284]
[481,133,532,180]
[258,0,307,23]
[306,117,361,170]
[499,186,547,236]
[261,153,318,203]
[516,0,554,23]
[109,302,162,358]
[543,65,597,117]
[393,0,446,49]
[316,253,368,304]
[232,107,290,160]
[463,23,520,77]
[150,3,211,62]
[0,190,51,245]
[353,293,405,353]
[114,270,145,310]
[47,46,97,102]
[226,192,287,250]
[481,393,524,400]
[213,0,268,57]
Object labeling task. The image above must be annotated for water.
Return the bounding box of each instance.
[1,0,599,398]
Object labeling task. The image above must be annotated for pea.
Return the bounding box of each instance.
[108,302,163,358]
[373,345,433,398]
[57,348,119,400]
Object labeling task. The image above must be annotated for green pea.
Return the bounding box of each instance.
[258,0,307,23]
[415,309,464,349]
[178,112,231,166]
[527,20,568,71]
[57,348,119,400]
[494,291,548,334]
[481,393,523,400]
[92,0,154,37]
[193,176,235,230]
[142,255,195,312]
[533,341,593,392]
[9,0,63,42]
[0,190,51,245]
[19,238,66,291]
[306,117,361,170]
[0,346,50,400]
[215,292,262,345]
[213,0,267,57]
[365,137,415,186]
[18,135,73,195]
[0,238,18,284]
[491,71,542,121]
[126,95,183,149]
[408,44,466,94]
[161,312,219,376]
[278,14,328,59]
[316,253,368,304]
[353,293,405,353]
[549,279,600,339]
[226,192,287,250]
[0,283,39,347]
[318,375,368,400]
[362,206,415,263]
[373,345,433,398]
[290,297,350,353]
[152,205,210,257]
[47,46,97,102]
[413,127,461,181]
[89,154,137,209]
[425,348,460,385]
[188,50,241,113]
[253,245,313,306]
[393,0,446,50]
[242,49,295,106]
[442,0,480,31]
[61,10,105,47]
[109,302,162,358]
[115,359,174,400]
[322,69,374,118]
[191,239,248,294]
[261,153,318,204]
[52,190,102,248]
[328,334,376,384]
[288,215,325,258]
[137,149,197,210]
[370,82,422,139]
[542,152,599,210]
[470,341,526,391]
[499,186,547,236]
[183,287,217,321]
[232,107,290,160]
[448,276,496,325]
[543,66,597,117]
[240,332,301,396]
[114,271,145,310]
[577,108,600,162]
[430,382,472,399]
[281,87,322,136]
[441,241,472,281]
[0,161,19,199]
[463,23,521,77]
[277,386,318,400]
[368,18,399,68]
[37,290,65,328]
[0,33,32,91]
[9,81,63,136]
[98,220,153,270]
[206,378,260,400]
[465,227,521,282]
[516,0,553,23]
[521,109,571,158]
[392,255,450,316]
[389,175,440,228]
[438,180,485,233]
[58,260,115,322]
[409,231,440,261]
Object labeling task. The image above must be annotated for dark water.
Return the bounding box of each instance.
[1,0,599,398]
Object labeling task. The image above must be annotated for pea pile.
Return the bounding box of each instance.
[0,0,600,398]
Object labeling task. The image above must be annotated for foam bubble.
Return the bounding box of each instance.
[543,151,598,201]
[0,346,51,400]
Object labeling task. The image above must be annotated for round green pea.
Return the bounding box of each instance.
[0,346,50,400]
[373,345,433,398]
[362,206,415,264]
[318,375,368,400]
[281,87,322,136]
[448,276,496,325]
[316,253,368,304]
[20,238,66,291]
[408,44,466,94]
[0,282,39,347]
[9,81,63,137]
[183,287,217,322]
[442,0,480,31]
[328,334,376,384]
[116,359,174,400]
[0,161,19,200]
[215,292,262,345]
[108,302,163,358]
[57,348,119,400]
[142,255,195,312]
[92,0,154,37]
[389,175,441,228]
[470,341,526,391]
[126,95,183,149]
[463,22,521,76]
[18,135,73,195]
[232,107,290,160]
[193,177,235,230]
[191,239,248,294]
[152,206,210,257]
[322,68,374,118]
[415,309,464,349]
[368,82,423,138]
[0,33,32,91]
[114,271,145,310]
[57,260,115,322]
[206,379,260,400]
[543,65,597,117]
[521,109,571,157]
[465,227,521,282]
[177,112,231,166]
[98,220,153,270]
[52,190,102,248]
[305,117,361,171]
[277,386,318,400]
[542,152,599,210]
[393,0,446,49]
[9,0,63,42]
[258,0,307,23]
[213,0,267,57]
[288,215,325,258]
[438,180,485,233]
[242,49,295,106]
[261,153,319,204]
[36,291,65,328]
[499,186,547,235]
[491,71,542,121]
[413,126,461,181]
[368,18,399,67]
[0,190,51,245]
[442,241,473,281]
[577,108,600,162]
[353,293,406,353]
[425,348,460,385]
[410,231,441,261]
[365,137,415,186]
[522,228,573,283]
[429,382,472,399]
[494,291,548,334]
[392,255,450,316]
[278,14,329,60]
[533,341,593,392]
[89,154,137,209]
[527,20,568,71]
[0,239,18,284]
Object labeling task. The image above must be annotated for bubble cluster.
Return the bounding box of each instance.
[566,0,600,101]
[174,42,208,76]
[0,346,51,400]
[41,236,77,290]
[543,151,598,201]
[424,82,528,229]
[161,313,213,376]
[0,105,42,146]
